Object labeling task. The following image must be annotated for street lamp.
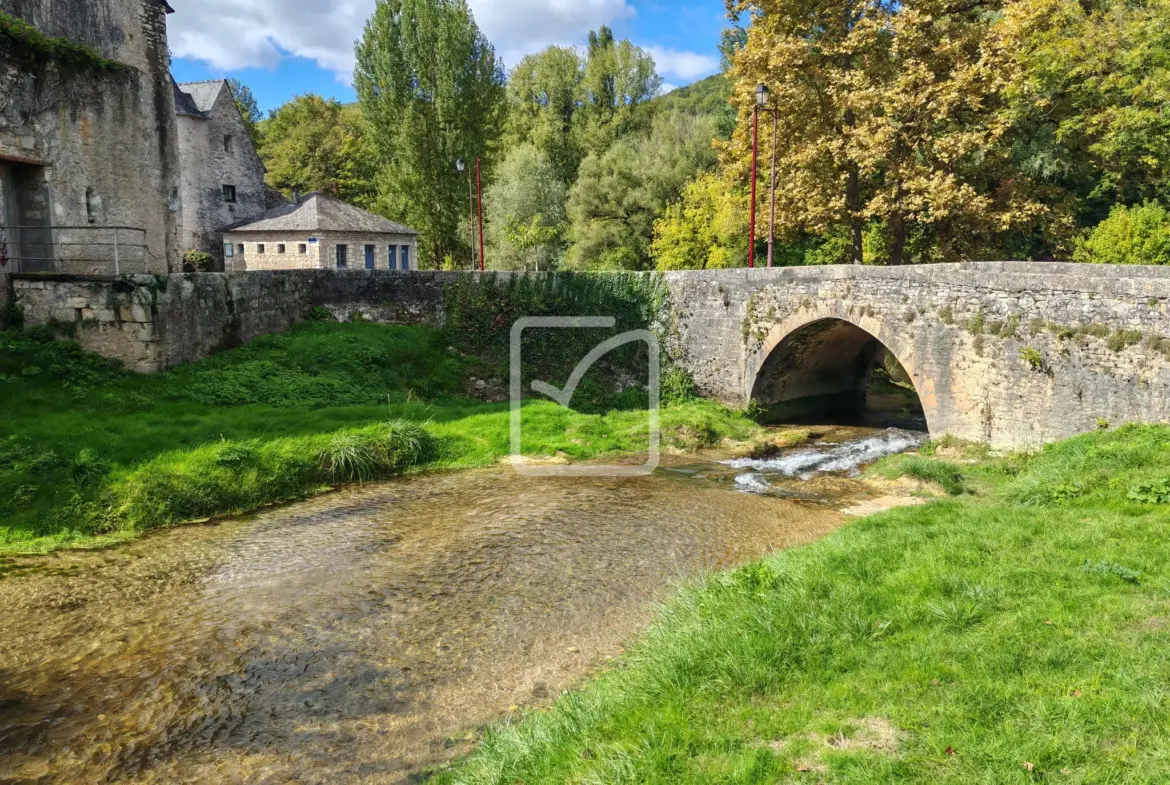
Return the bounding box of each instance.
[457,158,477,270]
[749,84,780,269]
[748,84,770,269]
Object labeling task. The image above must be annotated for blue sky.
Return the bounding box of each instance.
[169,0,729,114]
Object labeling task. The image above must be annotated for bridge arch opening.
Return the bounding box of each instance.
[750,318,927,431]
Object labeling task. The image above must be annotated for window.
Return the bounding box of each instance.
[223,242,234,259]
[364,244,376,270]
[223,184,236,203]
[401,245,410,270]
[278,244,286,254]
[237,244,245,255]
[299,244,307,254]
[336,244,347,268]
[257,243,265,255]
[388,245,397,270]
[224,135,234,154]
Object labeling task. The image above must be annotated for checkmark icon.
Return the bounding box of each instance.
[510,316,661,477]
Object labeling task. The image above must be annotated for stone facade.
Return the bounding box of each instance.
[10,263,1170,449]
[0,0,181,277]
[174,80,267,265]
[222,230,420,272]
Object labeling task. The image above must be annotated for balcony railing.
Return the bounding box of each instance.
[0,225,165,275]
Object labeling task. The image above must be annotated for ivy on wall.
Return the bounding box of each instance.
[443,273,688,411]
[0,11,129,75]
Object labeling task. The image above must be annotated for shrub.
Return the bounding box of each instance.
[1019,346,1044,371]
[182,249,216,272]
[306,305,335,322]
[71,448,109,489]
[1074,201,1170,265]
[1128,479,1170,505]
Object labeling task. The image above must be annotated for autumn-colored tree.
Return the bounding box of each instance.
[725,0,1052,264]
[652,173,747,270]
[996,0,1170,224]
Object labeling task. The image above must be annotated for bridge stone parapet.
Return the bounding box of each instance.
[662,263,1170,448]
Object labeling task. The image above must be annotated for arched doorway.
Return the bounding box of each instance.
[749,318,928,431]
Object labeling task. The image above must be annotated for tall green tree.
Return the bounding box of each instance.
[258,95,378,208]
[576,26,661,158]
[505,46,584,184]
[355,0,506,268]
[566,111,718,270]
[227,78,262,146]
[484,144,568,271]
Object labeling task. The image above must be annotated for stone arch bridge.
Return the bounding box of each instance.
[663,263,1170,449]
[11,262,1170,450]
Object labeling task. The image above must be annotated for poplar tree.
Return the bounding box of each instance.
[355,0,506,268]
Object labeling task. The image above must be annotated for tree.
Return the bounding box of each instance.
[483,144,568,271]
[724,0,1049,265]
[996,0,1170,225]
[355,0,506,268]
[652,173,748,270]
[258,95,378,208]
[576,27,661,160]
[505,46,585,184]
[1074,202,1170,266]
[227,78,262,146]
[566,111,718,270]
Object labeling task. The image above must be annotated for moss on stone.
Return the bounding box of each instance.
[0,11,129,74]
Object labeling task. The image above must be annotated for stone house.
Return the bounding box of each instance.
[0,0,183,275]
[172,79,269,266]
[222,192,420,272]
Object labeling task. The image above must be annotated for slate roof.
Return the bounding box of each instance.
[224,193,419,235]
[176,80,227,114]
[171,77,206,118]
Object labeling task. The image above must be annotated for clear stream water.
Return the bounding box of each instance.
[0,427,922,784]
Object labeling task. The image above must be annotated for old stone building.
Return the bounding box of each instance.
[0,0,182,275]
[223,192,419,272]
[172,78,268,265]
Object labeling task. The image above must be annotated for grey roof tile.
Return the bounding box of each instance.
[171,77,206,118]
[224,193,419,235]
[177,80,226,114]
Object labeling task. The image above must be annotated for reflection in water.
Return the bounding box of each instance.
[0,463,845,784]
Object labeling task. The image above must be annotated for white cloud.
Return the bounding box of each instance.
[644,47,719,82]
[167,0,375,82]
[167,0,714,87]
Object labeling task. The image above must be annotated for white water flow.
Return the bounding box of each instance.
[724,429,928,493]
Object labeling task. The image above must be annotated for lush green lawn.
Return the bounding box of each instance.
[435,425,1170,783]
[0,321,759,555]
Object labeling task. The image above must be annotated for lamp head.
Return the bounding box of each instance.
[456,158,466,173]
[754,83,770,108]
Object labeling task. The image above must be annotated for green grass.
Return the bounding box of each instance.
[434,425,1170,783]
[870,455,969,496]
[0,323,759,554]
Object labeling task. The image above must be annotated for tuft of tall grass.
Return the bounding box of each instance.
[869,455,968,496]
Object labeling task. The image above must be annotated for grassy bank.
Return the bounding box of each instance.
[436,425,1170,783]
[0,322,759,555]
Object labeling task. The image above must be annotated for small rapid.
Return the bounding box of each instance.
[723,428,928,494]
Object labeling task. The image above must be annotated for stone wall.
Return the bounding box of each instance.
[10,270,450,371]
[0,0,181,275]
[9,263,1170,448]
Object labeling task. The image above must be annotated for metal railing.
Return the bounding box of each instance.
[0,225,165,275]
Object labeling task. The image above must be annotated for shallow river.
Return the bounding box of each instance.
[0,428,922,784]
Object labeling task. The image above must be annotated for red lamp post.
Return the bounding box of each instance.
[749,83,770,269]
